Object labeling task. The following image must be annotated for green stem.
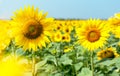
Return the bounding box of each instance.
[32,52,36,76]
[55,56,59,69]
[75,47,78,75]
[91,51,94,76]
[11,41,17,60]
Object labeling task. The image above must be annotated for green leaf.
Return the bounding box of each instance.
[99,60,114,66]
[111,57,120,69]
[77,68,92,76]
[109,72,119,76]
[16,48,25,57]
[116,63,120,69]
[59,54,72,65]
[112,57,120,63]
[74,62,83,71]
[35,60,47,71]
[45,55,57,66]
[44,64,56,72]
[54,73,63,76]
[36,64,56,76]
[98,74,104,76]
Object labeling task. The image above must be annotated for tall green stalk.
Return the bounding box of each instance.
[91,51,94,76]
[32,52,36,76]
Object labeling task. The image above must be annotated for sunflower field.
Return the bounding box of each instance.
[0,6,120,76]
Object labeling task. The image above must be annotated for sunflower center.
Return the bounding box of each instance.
[56,34,61,39]
[57,26,60,30]
[62,36,66,40]
[29,26,35,33]
[24,20,43,39]
[66,29,69,33]
[87,30,100,42]
[105,50,115,58]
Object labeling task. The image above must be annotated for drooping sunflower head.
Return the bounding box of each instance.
[97,47,119,60]
[11,6,54,51]
[76,19,110,51]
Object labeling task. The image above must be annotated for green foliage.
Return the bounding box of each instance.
[77,68,92,76]
[74,62,83,71]
[3,25,120,76]
[59,54,72,65]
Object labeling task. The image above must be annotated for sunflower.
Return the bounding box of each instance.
[11,6,54,51]
[108,13,120,33]
[62,23,73,34]
[108,13,120,37]
[61,33,71,42]
[109,13,120,25]
[54,22,63,31]
[97,47,119,60]
[0,20,11,51]
[76,19,110,51]
[51,31,62,42]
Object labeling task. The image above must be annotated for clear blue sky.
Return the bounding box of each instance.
[0,0,120,19]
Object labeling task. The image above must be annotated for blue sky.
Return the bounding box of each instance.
[0,0,120,19]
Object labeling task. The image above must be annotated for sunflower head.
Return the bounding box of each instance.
[108,17,120,26]
[23,19,43,39]
[61,34,71,42]
[62,23,73,34]
[108,13,120,34]
[11,6,54,51]
[51,31,62,42]
[97,47,119,60]
[53,22,63,31]
[86,28,100,42]
[76,19,110,51]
